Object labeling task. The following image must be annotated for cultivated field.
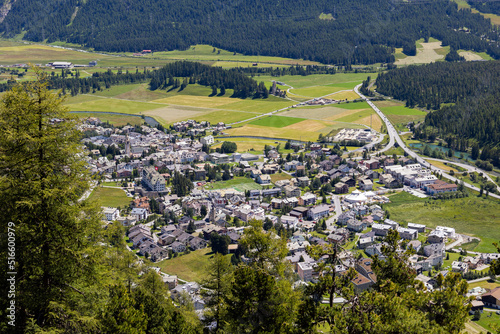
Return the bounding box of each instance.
[249,116,305,128]
[125,44,321,67]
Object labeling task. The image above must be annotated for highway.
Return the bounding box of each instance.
[354,84,500,200]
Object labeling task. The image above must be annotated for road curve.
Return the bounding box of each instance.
[354,84,500,200]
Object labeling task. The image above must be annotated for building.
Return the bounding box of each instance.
[297,262,315,282]
[130,208,148,221]
[436,226,455,238]
[299,193,317,206]
[427,230,447,244]
[308,204,330,221]
[482,287,500,309]
[102,207,120,221]
[200,135,214,145]
[51,61,73,69]
[396,227,418,240]
[372,223,392,236]
[425,180,458,195]
[142,166,166,192]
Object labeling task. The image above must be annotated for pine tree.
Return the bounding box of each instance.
[0,69,101,330]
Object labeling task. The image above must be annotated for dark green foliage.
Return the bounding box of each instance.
[3,0,500,64]
[171,171,194,196]
[445,48,465,62]
[150,61,260,98]
[376,61,500,166]
[220,141,237,154]
[468,0,500,15]
[210,233,230,255]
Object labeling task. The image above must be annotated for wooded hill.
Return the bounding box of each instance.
[2,0,500,65]
[149,61,268,98]
[376,61,500,167]
[468,0,500,15]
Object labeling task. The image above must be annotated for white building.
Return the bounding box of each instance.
[436,226,455,238]
[142,166,166,192]
[102,207,120,221]
[200,135,214,146]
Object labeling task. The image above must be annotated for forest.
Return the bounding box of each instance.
[2,0,500,65]
[468,0,500,15]
[375,60,500,167]
[149,61,268,98]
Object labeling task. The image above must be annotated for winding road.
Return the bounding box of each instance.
[354,84,500,200]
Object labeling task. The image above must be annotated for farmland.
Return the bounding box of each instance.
[384,192,500,253]
[249,116,305,128]
[1,41,387,140]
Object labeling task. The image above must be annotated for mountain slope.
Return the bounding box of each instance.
[2,0,500,64]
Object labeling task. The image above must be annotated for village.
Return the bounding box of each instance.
[81,118,500,316]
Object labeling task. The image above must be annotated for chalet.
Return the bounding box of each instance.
[335,182,349,194]
[481,287,500,309]
[340,176,356,187]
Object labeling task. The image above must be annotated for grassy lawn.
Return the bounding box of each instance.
[385,192,500,253]
[471,313,500,333]
[468,279,500,290]
[158,248,221,282]
[271,172,293,183]
[249,116,305,128]
[203,176,262,192]
[442,251,461,270]
[90,187,131,207]
[425,159,459,173]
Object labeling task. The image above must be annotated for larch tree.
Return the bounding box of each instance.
[0,69,102,332]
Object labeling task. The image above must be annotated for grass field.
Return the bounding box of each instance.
[127,44,321,67]
[471,313,500,333]
[158,248,221,282]
[425,159,459,173]
[271,172,293,183]
[385,192,500,253]
[70,112,145,126]
[372,100,426,129]
[226,119,348,141]
[203,176,263,192]
[213,137,290,154]
[90,187,131,208]
[249,116,305,128]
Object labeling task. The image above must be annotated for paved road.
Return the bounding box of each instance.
[354,84,500,200]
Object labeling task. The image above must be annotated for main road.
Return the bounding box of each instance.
[354,84,500,200]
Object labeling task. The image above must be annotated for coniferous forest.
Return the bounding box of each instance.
[376,61,500,166]
[2,0,500,65]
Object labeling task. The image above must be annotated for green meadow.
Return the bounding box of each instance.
[250,116,305,128]
[385,192,500,253]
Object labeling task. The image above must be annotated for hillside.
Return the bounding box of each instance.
[2,0,500,65]
[375,60,500,167]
